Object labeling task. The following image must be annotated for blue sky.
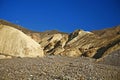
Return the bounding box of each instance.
[0,0,120,33]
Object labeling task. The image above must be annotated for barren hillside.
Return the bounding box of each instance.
[0,20,120,80]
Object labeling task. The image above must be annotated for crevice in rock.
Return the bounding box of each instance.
[93,37,120,59]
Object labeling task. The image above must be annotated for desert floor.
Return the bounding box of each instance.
[0,55,119,80]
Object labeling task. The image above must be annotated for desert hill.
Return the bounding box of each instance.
[0,21,44,59]
[0,20,120,80]
[92,25,120,38]
[0,20,120,60]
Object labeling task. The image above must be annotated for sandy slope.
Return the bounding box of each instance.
[0,25,44,58]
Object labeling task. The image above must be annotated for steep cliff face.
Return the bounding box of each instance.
[38,27,120,58]
[0,20,120,59]
[92,26,120,58]
[63,28,120,58]
[42,33,68,55]
[62,30,103,57]
[0,24,44,59]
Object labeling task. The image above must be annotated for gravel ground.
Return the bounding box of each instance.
[98,50,120,66]
[0,56,119,80]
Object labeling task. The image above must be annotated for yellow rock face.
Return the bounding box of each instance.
[0,25,44,58]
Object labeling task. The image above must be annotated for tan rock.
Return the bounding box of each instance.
[29,33,41,43]
[84,48,98,57]
[53,47,65,55]
[61,48,82,57]
[1,20,120,59]
[0,55,12,59]
[43,34,68,54]
[0,25,44,58]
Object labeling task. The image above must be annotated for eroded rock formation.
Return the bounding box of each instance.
[0,24,44,59]
[0,20,120,59]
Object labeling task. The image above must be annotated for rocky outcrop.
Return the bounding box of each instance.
[62,30,103,57]
[0,24,44,59]
[42,33,68,55]
[0,20,120,59]
[61,48,82,57]
[61,28,120,58]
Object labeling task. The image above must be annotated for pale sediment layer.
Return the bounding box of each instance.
[0,25,44,58]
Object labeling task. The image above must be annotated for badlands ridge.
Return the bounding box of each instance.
[0,20,120,60]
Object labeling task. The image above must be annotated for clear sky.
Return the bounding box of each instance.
[0,0,120,33]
